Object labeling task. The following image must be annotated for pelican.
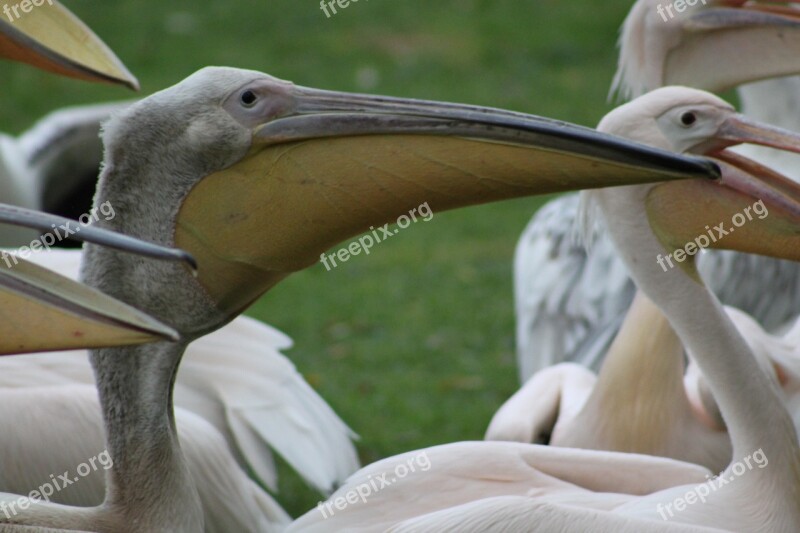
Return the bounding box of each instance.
[2,249,360,497]
[0,2,358,498]
[515,0,800,380]
[0,0,359,491]
[486,289,800,474]
[0,66,719,531]
[292,86,800,533]
[0,0,360,494]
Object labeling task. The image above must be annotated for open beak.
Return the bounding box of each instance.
[646,114,800,261]
[0,0,138,89]
[0,257,178,355]
[175,81,719,314]
[0,203,194,354]
[0,203,195,268]
[666,1,800,91]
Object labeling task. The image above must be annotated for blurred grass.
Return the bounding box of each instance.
[3,0,639,517]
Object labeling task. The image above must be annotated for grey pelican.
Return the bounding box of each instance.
[0,5,360,499]
[0,67,717,531]
[1,248,360,501]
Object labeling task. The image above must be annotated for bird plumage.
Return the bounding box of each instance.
[4,248,360,496]
[515,0,800,381]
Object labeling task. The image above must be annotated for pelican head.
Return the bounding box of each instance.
[596,86,800,267]
[612,0,800,99]
[0,0,137,88]
[83,67,720,335]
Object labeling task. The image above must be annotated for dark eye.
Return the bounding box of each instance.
[240,90,258,107]
[680,112,697,126]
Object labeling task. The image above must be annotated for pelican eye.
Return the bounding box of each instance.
[240,90,258,107]
[680,112,697,126]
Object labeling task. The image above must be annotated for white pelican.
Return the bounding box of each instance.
[292,86,800,533]
[0,67,718,532]
[515,0,800,380]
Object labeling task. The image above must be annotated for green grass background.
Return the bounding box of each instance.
[3,0,643,517]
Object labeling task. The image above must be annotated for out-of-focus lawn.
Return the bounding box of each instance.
[4,0,639,517]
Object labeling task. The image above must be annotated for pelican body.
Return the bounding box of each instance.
[0,67,720,532]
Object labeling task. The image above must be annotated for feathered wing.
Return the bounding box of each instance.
[485,363,595,444]
[7,249,360,495]
[0,386,289,533]
[288,441,710,533]
[388,496,727,533]
[177,316,360,494]
[175,408,291,532]
[698,251,800,333]
[16,101,133,219]
[514,193,635,381]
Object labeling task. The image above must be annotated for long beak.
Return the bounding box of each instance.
[0,0,138,89]
[0,256,178,355]
[0,203,193,354]
[666,2,800,91]
[0,203,196,268]
[646,117,800,261]
[175,82,719,314]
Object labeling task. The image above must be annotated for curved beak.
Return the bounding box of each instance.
[0,0,138,89]
[646,115,800,261]
[175,82,719,314]
[0,256,178,355]
[666,2,800,91]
